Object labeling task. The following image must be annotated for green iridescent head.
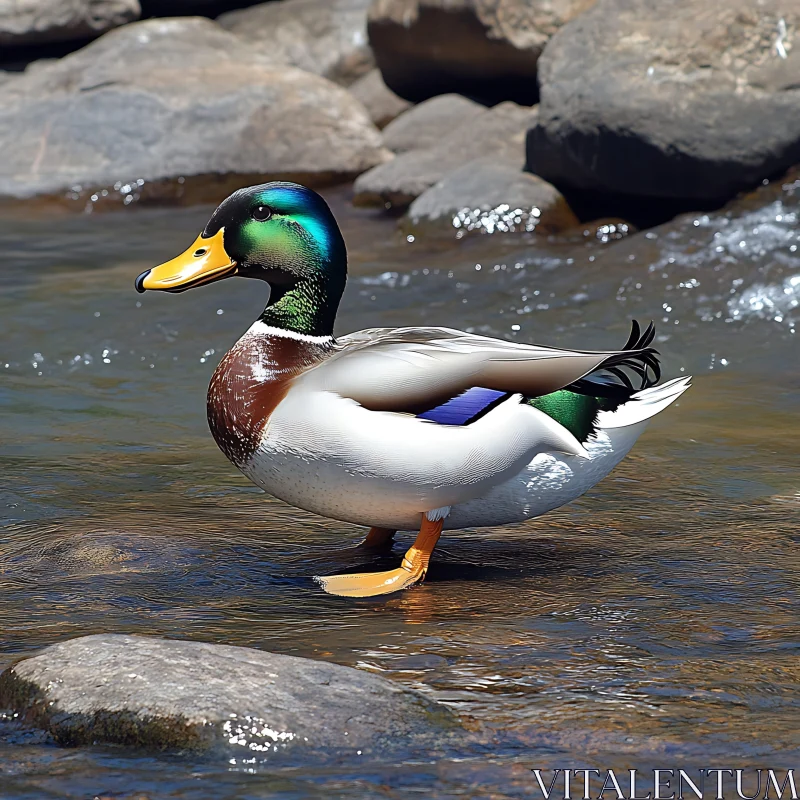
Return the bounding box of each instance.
[136,182,348,336]
[203,182,347,289]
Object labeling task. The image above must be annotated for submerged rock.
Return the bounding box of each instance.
[381,94,485,154]
[218,0,374,86]
[0,634,458,755]
[354,101,535,208]
[0,0,140,47]
[348,68,412,128]
[408,158,578,235]
[367,0,595,104]
[527,0,800,200]
[0,17,389,207]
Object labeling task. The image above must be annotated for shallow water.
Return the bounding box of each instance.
[0,180,798,798]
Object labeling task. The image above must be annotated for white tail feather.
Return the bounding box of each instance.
[597,376,692,429]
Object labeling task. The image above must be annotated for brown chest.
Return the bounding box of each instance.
[206,331,329,466]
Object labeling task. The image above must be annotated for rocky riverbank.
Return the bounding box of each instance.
[0,0,797,230]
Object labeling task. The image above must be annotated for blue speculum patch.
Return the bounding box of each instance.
[417,387,508,426]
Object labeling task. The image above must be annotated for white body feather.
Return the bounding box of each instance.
[241,375,691,531]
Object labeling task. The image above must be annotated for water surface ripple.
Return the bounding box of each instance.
[1,181,798,797]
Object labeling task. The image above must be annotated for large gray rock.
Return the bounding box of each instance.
[0,17,390,207]
[408,157,578,234]
[219,0,374,86]
[348,67,412,128]
[527,0,800,200]
[381,93,484,153]
[367,0,595,103]
[0,0,140,46]
[0,635,458,754]
[353,101,535,208]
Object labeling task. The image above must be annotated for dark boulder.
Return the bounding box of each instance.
[139,0,263,17]
[527,0,800,200]
[367,0,595,104]
[139,1,263,15]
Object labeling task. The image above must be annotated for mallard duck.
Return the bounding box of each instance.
[135,181,690,597]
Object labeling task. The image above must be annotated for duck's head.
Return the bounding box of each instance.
[135,182,347,336]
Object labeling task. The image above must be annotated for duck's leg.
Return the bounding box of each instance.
[357,527,396,553]
[316,514,444,597]
[324,527,397,564]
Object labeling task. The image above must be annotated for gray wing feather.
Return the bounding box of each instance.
[300,327,641,412]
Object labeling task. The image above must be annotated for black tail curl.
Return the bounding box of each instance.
[567,320,661,402]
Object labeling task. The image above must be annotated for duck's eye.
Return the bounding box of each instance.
[252,205,273,221]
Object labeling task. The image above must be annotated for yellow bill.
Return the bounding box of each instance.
[135,228,237,293]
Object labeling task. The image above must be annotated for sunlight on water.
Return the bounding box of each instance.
[0,183,798,796]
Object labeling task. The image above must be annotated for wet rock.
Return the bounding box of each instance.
[381,94,484,154]
[353,101,535,208]
[367,0,595,104]
[218,0,374,86]
[527,0,800,200]
[408,158,578,235]
[0,634,458,754]
[0,0,140,47]
[0,17,390,207]
[0,523,194,581]
[348,67,412,128]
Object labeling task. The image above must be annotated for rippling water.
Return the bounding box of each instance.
[1,179,798,797]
